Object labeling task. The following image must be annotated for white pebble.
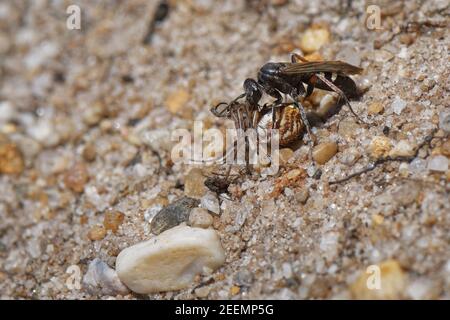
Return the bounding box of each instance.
[439,110,450,133]
[389,140,415,158]
[201,192,220,214]
[427,155,448,172]
[409,158,427,174]
[391,97,407,115]
[83,259,129,296]
[116,225,225,294]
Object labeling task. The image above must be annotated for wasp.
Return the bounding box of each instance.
[215,53,364,156]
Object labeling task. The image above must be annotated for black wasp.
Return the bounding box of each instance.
[213,53,364,153]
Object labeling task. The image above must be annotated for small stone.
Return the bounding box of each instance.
[150,196,199,235]
[372,50,394,63]
[277,148,294,166]
[0,101,15,124]
[0,136,24,174]
[299,24,330,54]
[407,279,435,300]
[295,188,309,204]
[399,34,415,46]
[368,101,384,115]
[82,143,96,162]
[392,182,420,206]
[234,269,254,287]
[388,140,416,158]
[103,211,125,233]
[184,168,208,199]
[144,204,163,222]
[165,88,190,114]
[368,136,392,159]
[336,46,361,67]
[338,118,359,138]
[350,260,407,299]
[116,225,225,294]
[83,258,129,296]
[409,158,427,174]
[230,285,240,296]
[286,168,304,180]
[200,192,220,215]
[312,141,338,164]
[88,225,106,241]
[441,139,450,157]
[82,101,106,126]
[63,162,89,193]
[338,147,361,166]
[194,286,211,298]
[391,97,407,115]
[427,155,448,172]
[189,208,213,228]
[372,214,384,225]
[439,110,450,133]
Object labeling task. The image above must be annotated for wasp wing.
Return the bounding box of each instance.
[282,61,363,75]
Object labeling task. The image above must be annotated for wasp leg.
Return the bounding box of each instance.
[314,73,366,124]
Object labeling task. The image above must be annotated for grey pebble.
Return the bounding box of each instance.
[150,196,200,235]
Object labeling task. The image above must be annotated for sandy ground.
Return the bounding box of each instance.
[0,0,449,299]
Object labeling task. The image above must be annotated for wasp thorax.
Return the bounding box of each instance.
[257,105,305,146]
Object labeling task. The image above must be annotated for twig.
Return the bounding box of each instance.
[142,0,170,45]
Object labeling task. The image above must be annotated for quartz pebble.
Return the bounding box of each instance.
[83,258,129,296]
[391,97,407,115]
[295,188,309,204]
[63,162,89,193]
[338,119,359,138]
[312,141,338,164]
[441,139,450,157]
[338,147,361,166]
[388,140,416,158]
[189,208,213,228]
[278,148,294,166]
[200,192,220,215]
[350,260,407,299]
[392,182,420,206]
[82,144,97,162]
[368,101,384,115]
[439,110,450,133]
[299,25,330,54]
[165,88,190,114]
[150,197,199,235]
[368,136,392,159]
[427,155,448,172]
[194,286,211,298]
[88,225,106,241]
[103,211,125,233]
[116,225,225,294]
[0,136,24,174]
[336,46,361,67]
